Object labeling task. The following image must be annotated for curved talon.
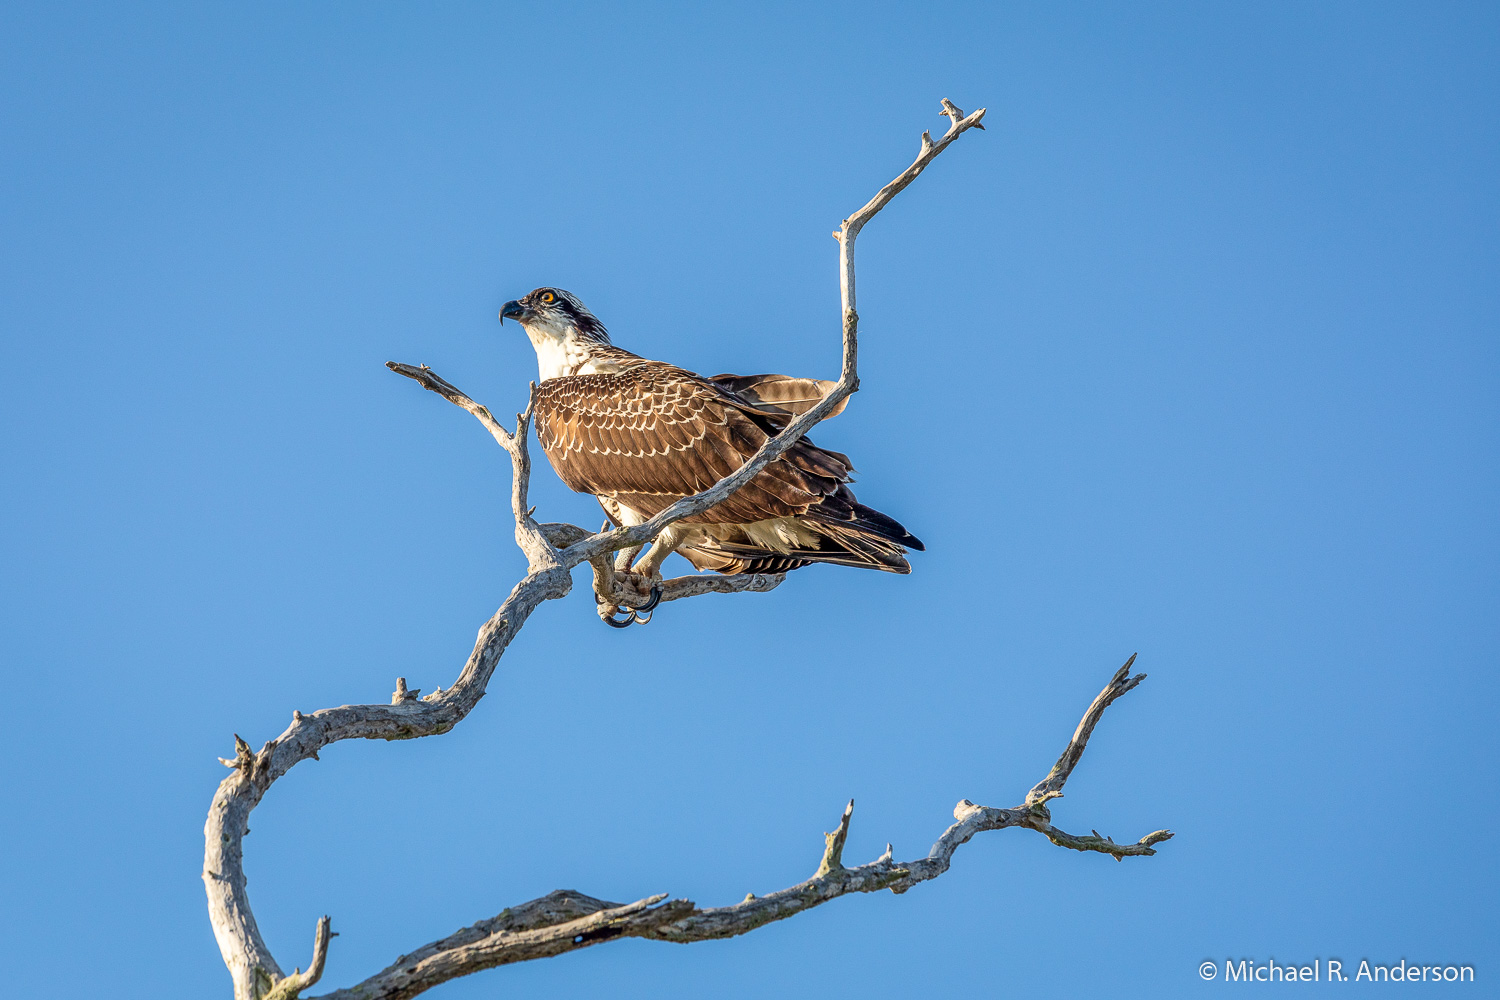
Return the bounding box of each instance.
[635,584,663,615]
[603,607,636,628]
[599,584,663,628]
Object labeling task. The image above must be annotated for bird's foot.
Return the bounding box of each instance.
[600,583,663,628]
[599,569,663,628]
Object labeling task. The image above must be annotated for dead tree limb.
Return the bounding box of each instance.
[309,659,1169,1000]
[202,99,1168,1000]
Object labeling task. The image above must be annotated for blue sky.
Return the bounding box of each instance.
[2,2,1496,996]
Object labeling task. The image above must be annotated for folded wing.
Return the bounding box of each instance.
[533,364,847,523]
[533,363,922,574]
[706,372,849,421]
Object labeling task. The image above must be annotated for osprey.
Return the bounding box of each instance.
[500,287,923,580]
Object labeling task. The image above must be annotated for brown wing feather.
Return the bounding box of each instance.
[533,363,848,525]
[708,373,849,421]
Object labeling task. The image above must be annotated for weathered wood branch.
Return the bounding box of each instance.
[314,893,695,1000]
[200,99,1168,1000]
[835,99,987,338]
[306,660,1169,999]
[263,917,331,1000]
[385,363,555,566]
[1026,654,1145,809]
[203,566,570,997]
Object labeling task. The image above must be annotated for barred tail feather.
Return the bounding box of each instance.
[679,503,920,576]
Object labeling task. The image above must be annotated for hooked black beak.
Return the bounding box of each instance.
[499,300,528,325]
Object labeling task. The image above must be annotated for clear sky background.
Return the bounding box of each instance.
[2,3,1496,997]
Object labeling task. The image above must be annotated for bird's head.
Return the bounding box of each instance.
[499,287,610,345]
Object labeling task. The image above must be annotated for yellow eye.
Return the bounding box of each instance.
[540,292,555,304]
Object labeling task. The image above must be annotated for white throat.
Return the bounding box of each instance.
[523,326,605,381]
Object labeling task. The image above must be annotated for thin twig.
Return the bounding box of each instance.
[1025,654,1145,808]
[385,363,513,450]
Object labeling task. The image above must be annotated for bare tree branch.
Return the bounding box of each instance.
[201,100,1168,1000]
[304,662,1168,999]
[835,99,987,328]
[1026,653,1146,808]
[203,564,572,997]
[385,363,555,565]
[263,917,332,1000]
[315,893,695,1000]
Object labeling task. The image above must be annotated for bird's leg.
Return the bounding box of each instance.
[629,524,683,582]
[590,557,630,628]
[614,543,643,573]
[591,541,666,628]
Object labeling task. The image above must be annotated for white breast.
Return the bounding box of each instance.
[527,331,613,380]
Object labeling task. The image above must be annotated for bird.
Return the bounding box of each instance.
[499,286,923,587]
